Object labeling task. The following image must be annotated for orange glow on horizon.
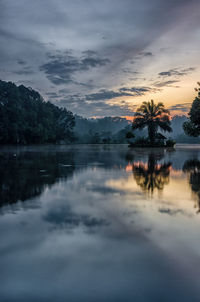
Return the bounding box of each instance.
[125,163,185,177]
[121,116,134,121]
[121,111,187,121]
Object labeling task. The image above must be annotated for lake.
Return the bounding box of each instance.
[0,144,200,302]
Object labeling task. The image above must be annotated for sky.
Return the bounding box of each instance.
[0,0,200,118]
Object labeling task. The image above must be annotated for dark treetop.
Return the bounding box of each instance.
[0,80,75,144]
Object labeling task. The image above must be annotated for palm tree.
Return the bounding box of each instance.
[132,153,171,194]
[132,100,172,145]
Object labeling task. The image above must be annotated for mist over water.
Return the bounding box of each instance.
[1,145,200,302]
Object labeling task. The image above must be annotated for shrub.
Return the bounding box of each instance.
[165,138,176,147]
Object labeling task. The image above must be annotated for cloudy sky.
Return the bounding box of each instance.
[0,0,200,117]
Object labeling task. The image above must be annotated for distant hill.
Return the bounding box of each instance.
[75,115,130,134]
[0,80,75,144]
[74,114,200,144]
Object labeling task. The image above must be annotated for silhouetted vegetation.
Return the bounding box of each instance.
[183,159,200,213]
[170,115,200,143]
[132,100,173,147]
[165,138,176,147]
[0,80,75,144]
[1,80,200,145]
[132,153,172,193]
[183,83,200,137]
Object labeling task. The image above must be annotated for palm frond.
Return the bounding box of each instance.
[133,100,172,139]
[156,120,172,132]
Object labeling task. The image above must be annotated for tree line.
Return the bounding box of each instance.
[0,80,75,144]
[0,79,200,145]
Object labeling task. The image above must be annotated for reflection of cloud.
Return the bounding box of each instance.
[43,205,109,229]
[1,147,200,302]
[158,208,187,216]
[86,184,126,195]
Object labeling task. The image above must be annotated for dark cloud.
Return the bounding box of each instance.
[17,60,27,65]
[159,67,195,78]
[153,80,180,88]
[138,52,153,57]
[73,80,95,89]
[40,51,110,85]
[50,84,160,116]
[54,94,135,117]
[85,86,159,101]
[119,86,160,95]
[122,68,138,75]
[143,52,153,56]
[169,103,191,112]
[58,89,70,94]
[14,66,35,75]
[46,92,61,99]
[81,50,98,56]
[0,0,199,116]
[43,205,109,229]
[85,90,133,101]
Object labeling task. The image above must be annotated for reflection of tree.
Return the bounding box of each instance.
[0,151,75,207]
[183,159,200,213]
[0,146,132,207]
[132,153,171,194]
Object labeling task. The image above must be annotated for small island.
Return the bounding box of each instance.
[126,99,175,147]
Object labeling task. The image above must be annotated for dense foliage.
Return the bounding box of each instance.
[0,80,75,144]
[183,83,200,137]
[132,100,172,145]
[0,80,198,145]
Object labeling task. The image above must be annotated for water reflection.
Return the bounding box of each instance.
[131,152,171,194]
[0,145,129,208]
[0,146,200,302]
[0,151,75,207]
[183,159,200,213]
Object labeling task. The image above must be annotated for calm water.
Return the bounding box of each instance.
[1,144,200,302]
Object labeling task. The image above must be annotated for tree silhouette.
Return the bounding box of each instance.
[132,153,171,194]
[132,100,172,145]
[183,159,200,213]
[183,82,200,137]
